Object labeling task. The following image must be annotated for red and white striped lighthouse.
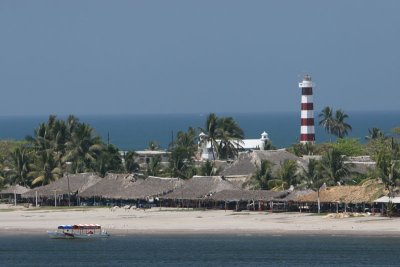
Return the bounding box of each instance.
[299,74,315,144]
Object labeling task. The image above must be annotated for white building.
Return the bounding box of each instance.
[199,131,269,160]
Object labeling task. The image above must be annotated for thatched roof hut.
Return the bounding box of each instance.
[220,150,307,177]
[0,185,30,196]
[281,189,315,202]
[78,173,135,199]
[22,173,101,198]
[124,176,181,199]
[297,183,385,204]
[162,176,238,200]
[79,174,181,200]
[207,189,288,202]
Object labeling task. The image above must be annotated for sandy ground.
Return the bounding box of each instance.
[1,205,399,236]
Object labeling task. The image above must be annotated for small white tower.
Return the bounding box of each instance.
[259,131,269,150]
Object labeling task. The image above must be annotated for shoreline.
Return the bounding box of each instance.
[1,207,399,237]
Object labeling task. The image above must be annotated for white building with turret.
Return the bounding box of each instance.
[199,131,270,160]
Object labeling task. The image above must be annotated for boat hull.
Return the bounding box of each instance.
[47,231,110,239]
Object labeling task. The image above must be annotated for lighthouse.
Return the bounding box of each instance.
[299,74,315,144]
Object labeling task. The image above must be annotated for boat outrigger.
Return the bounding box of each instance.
[47,224,110,239]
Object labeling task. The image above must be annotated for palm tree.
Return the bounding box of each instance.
[276,159,299,189]
[332,109,352,138]
[199,160,215,176]
[63,123,103,173]
[199,114,244,160]
[94,144,123,177]
[217,117,244,160]
[29,150,62,186]
[148,141,160,151]
[199,113,220,160]
[249,160,273,189]
[123,151,139,173]
[8,147,31,187]
[301,159,327,213]
[319,106,334,140]
[366,127,385,141]
[168,127,198,179]
[146,156,162,177]
[319,148,351,184]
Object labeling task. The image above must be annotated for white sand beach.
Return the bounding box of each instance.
[1,205,399,236]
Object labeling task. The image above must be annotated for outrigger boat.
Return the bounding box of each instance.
[47,224,110,239]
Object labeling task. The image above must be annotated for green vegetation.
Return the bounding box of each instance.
[1,109,400,207]
[199,113,244,160]
[318,106,352,140]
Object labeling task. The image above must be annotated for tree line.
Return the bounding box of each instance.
[0,108,399,197]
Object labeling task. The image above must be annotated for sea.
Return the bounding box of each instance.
[0,233,399,266]
[0,111,399,151]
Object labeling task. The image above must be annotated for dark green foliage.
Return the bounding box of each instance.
[199,113,244,160]
[333,138,364,156]
[319,106,352,140]
[199,160,215,176]
[95,145,123,177]
[3,115,125,186]
[288,142,315,156]
[248,160,273,189]
[319,148,351,185]
[168,127,197,179]
[146,156,162,177]
[123,151,140,173]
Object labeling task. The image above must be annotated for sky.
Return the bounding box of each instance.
[0,1,399,116]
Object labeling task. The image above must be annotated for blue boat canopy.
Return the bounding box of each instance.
[58,225,73,229]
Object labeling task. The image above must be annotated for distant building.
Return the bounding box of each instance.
[199,131,269,160]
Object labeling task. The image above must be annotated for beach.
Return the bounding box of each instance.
[1,205,399,236]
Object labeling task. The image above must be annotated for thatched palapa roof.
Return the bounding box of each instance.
[22,173,101,198]
[78,173,135,199]
[207,189,288,202]
[220,150,307,177]
[0,185,30,195]
[297,182,385,204]
[125,176,181,199]
[79,174,181,200]
[162,176,238,200]
[280,189,315,202]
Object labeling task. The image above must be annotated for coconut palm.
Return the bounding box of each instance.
[249,160,273,189]
[94,145,123,177]
[199,160,215,176]
[123,151,139,173]
[277,159,299,189]
[199,113,220,160]
[319,148,351,184]
[29,150,62,186]
[217,117,244,160]
[8,147,31,186]
[319,106,334,140]
[365,127,385,141]
[168,127,198,179]
[301,159,327,213]
[63,123,103,173]
[146,156,162,177]
[332,109,352,138]
[148,141,160,151]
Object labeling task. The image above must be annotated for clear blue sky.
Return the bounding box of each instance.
[1,1,399,116]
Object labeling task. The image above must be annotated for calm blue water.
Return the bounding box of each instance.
[0,234,399,266]
[0,111,399,150]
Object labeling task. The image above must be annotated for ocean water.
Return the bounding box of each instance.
[0,234,399,266]
[0,111,399,150]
